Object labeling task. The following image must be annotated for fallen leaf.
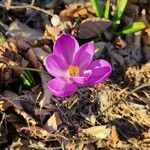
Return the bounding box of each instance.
[26,48,39,68]
[82,125,111,139]
[81,112,96,125]
[143,46,150,62]
[77,18,112,39]
[32,47,49,62]
[7,21,43,42]
[109,125,122,148]
[62,0,88,5]
[114,36,127,49]
[4,0,12,10]
[45,0,61,9]
[83,143,95,150]
[44,112,62,132]
[60,2,93,18]
[20,126,49,139]
[2,90,23,110]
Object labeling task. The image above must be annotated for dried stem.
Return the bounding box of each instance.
[0,3,53,16]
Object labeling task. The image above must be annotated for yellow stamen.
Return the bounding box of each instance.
[68,65,79,76]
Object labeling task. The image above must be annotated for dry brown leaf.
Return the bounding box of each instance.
[32,47,49,62]
[20,126,49,139]
[4,0,12,10]
[65,141,84,150]
[0,39,21,81]
[132,31,142,63]
[60,2,93,18]
[77,18,112,39]
[15,108,37,126]
[145,28,150,36]
[143,46,150,62]
[81,112,96,125]
[38,63,52,106]
[2,90,23,110]
[7,21,43,42]
[26,48,39,68]
[82,125,111,139]
[31,48,52,106]
[109,125,122,148]
[6,113,26,131]
[44,112,62,132]
[114,36,127,49]
[129,0,148,3]
[62,0,88,5]
[45,0,60,9]
[83,143,95,150]
[125,63,150,86]
[44,19,60,40]
[7,37,31,51]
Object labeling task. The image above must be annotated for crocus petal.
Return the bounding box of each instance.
[44,54,68,77]
[48,78,78,97]
[72,70,92,84]
[53,34,79,65]
[72,42,94,70]
[83,59,112,85]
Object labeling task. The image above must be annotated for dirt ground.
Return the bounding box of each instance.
[0,0,150,149]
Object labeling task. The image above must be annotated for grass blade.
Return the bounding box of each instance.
[118,21,146,35]
[113,0,128,22]
[111,0,128,31]
[104,0,110,19]
[90,0,103,17]
[0,34,5,45]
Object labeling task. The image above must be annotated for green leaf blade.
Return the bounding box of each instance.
[119,21,146,35]
[104,0,110,19]
[113,0,128,22]
[90,0,103,17]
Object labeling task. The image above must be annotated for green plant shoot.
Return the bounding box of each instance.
[20,70,36,88]
[111,0,128,31]
[0,34,5,45]
[104,0,110,19]
[118,21,146,35]
[90,0,103,17]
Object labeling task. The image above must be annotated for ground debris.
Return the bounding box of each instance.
[0,0,150,149]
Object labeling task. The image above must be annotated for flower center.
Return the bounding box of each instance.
[68,65,79,76]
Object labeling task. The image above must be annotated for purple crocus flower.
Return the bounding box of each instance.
[44,34,112,97]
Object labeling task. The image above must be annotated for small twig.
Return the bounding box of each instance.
[4,0,12,10]
[103,82,150,112]
[31,0,35,5]
[0,21,9,31]
[127,82,150,95]
[0,3,53,16]
[9,66,48,74]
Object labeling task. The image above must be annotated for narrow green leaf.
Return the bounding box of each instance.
[20,70,36,88]
[109,20,120,32]
[24,71,36,86]
[104,0,110,19]
[0,34,5,45]
[113,0,128,22]
[90,0,103,17]
[10,66,48,74]
[119,22,146,35]
[111,0,128,31]
[20,74,31,87]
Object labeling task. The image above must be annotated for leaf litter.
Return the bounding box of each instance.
[0,0,150,149]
